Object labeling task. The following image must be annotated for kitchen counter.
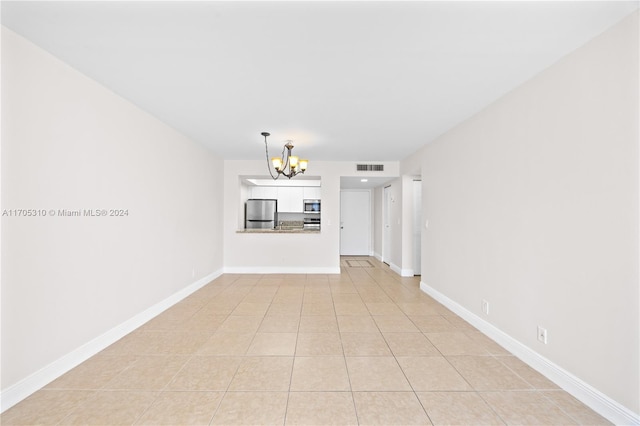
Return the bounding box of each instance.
[237,228,320,234]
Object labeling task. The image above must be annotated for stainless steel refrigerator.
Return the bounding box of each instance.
[245,199,277,229]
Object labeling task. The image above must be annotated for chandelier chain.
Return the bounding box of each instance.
[263,134,279,180]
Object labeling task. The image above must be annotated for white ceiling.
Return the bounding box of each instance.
[2,1,638,164]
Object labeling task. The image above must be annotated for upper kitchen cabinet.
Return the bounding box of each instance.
[303,186,321,200]
[277,186,304,212]
[250,186,278,199]
[241,177,321,214]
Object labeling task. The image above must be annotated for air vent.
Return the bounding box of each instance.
[356,164,384,172]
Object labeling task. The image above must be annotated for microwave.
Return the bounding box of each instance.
[303,199,321,213]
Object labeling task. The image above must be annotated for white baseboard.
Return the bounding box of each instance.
[420,281,640,426]
[389,262,401,275]
[0,269,223,413]
[372,252,382,262]
[389,262,414,277]
[223,266,340,274]
[401,268,414,277]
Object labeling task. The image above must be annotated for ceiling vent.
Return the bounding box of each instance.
[356,164,384,172]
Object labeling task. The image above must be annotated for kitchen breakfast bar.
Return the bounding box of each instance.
[237,228,320,234]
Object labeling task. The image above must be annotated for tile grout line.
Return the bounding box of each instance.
[282,275,305,426]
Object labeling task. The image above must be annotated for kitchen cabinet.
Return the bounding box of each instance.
[277,187,304,212]
[249,185,319,213]
[303,186,321,200]
[251,186,278,199]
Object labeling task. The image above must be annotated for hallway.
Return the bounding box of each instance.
[2,257,609,425]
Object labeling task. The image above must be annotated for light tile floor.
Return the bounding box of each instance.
[2,257,611,425]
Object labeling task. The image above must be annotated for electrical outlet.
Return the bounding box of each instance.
[481,299,489,315]
[537,326,548,344]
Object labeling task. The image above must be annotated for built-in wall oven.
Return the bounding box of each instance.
[303,199,320,230]
[303,199,321,213]
[303,217,321,230]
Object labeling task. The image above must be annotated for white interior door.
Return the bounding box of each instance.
[383,186,391,264]
[340,190,371,255]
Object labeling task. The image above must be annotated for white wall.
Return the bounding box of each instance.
[420,12,638,417]
[1,27,224,404]
[401,175,415,274]
[401,146,424,276]
[377,175,419,276]
[382,178,403,271]
[223,160,398,273]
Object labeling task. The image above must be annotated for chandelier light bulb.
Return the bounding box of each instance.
[271,157,282,171]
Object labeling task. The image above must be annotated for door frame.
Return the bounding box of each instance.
[412,179,422,275]
[382,185,391,265]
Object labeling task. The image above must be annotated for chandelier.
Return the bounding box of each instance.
[262,132,308,180]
